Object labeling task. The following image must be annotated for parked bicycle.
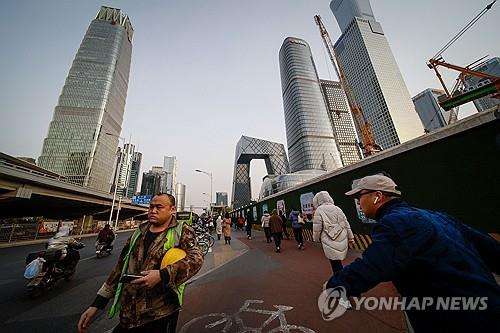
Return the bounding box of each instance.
[193,220,215,256]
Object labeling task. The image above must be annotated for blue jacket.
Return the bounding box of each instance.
[289,210,301,228]
[326,199,500,332]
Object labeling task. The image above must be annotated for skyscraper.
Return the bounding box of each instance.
[175,183,186,211]
[127,151,142,198]
[216,192,228,206]
[111,143,132,196]
[163,156,177,195]
[140,167,167,196]
[38,6,133,191]
[412,88,449,132]
[330,0,423,149]
[279,37,343,173]
[463,57,500,112]
[319,80,362,165]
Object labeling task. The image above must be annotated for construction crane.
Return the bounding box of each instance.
[314,15,381,157]
[427,0,499,121]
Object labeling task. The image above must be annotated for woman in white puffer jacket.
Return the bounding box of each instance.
[313,191,354,274]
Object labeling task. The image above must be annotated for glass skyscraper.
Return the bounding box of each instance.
[463,57,500,112]
[38,6,133,191]
[320,80,362,165]
[412,88,449,132]
[279,37,343,173]
[127,151,142,198]
[330,0,423,149]
[163,156,177,195]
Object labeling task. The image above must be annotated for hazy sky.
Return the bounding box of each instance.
[1,0,498,211]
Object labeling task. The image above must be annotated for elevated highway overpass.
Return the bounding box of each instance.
[0,153,147,220]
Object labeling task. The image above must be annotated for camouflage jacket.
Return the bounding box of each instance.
[96,218,203,328]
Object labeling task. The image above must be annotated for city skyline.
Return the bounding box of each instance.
[1,0,498,208]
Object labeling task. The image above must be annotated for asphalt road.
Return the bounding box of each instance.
[0,231,134,333]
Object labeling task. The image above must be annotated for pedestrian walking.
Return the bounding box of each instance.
[312,191,354,274]
[77,193,203,333]
[237,215,245,231]
[245,210,253,240]
[325,174,500,332]
[279,211,290,240]
[269,209,283,253]
[215,215,223,240]
[261,211,271,243]
[222,212,232,245]
[289,208,304,249]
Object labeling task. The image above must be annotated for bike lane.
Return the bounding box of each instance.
[178,230,405,332]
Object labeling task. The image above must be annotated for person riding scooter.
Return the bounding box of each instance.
[96,224,115,252]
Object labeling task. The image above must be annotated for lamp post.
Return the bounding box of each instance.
[106,132,125,227]
[195,169,212,215]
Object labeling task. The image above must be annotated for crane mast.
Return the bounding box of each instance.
[314,15,381,156]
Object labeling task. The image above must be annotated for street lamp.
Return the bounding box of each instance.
[195,169,212,214]
[106,132,125,228]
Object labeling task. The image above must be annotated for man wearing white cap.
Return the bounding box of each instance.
[324,174,500,332]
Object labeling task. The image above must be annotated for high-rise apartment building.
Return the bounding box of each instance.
[216,192,228,206]
[38,6,133,191]
[279,37,343,173]
[163,156,177,195]
[463,57,500,112]
[412,88,449,132]
[330,0,423,149]
[319,80,362,165]
[127,151,142,198]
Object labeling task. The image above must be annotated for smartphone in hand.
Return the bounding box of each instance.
[120,274,144,283]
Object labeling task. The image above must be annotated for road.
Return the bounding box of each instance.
[0,230,406,332]
[0,231,134,332]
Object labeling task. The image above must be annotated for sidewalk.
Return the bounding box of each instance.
[178,229,405,332]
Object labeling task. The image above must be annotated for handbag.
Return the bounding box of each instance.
[298,215,305,225]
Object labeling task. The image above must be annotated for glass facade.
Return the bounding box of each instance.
[38,6,133,192]
[279,37,343,173]
[259,170,326,199]
[412,88,448,132]
[231,136,290,208]
[320,80,362,165]
[331,1,423,149]
[127,151,142,198]
[163,156,177,195]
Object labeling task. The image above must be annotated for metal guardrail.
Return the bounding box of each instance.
[0,223,52,243]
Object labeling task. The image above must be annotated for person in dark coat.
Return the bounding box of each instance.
[245,210,253,240]
[269,209,283,253]
[324,174,500,332]
[279,211,290,240]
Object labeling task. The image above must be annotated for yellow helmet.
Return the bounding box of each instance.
[160,248,187,269]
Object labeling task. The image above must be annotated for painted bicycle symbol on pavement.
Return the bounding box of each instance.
[180,299,315,333]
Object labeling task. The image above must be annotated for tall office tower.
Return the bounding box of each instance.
[216,192,228,206]
[279,37,343,173]
[127,151,142,198]
[175,183,186,211]
[319,80,362,165]
[412,89,449,132]
[140,167,167,196]
[463,57,500,112]
[163,156,177,195]
[111,143,135,197]
[38,6,133,191]
[330,0,423,149]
